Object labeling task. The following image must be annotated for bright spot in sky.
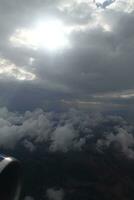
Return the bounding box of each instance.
[35,20,69,50]
[103,24,112,32]
[10,19,70,51]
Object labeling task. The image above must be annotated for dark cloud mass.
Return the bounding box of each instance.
[0,0,133,107]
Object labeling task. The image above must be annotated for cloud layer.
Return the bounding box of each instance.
[0,107,134,159]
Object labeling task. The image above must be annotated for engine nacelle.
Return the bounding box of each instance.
[0,154,21,200]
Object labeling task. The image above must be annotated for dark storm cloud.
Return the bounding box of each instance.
[0,0,134,109]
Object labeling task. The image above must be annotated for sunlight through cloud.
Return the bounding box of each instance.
[10,19,70,51]
[0,58,36,81]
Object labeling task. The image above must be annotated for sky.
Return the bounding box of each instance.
[0,0,134,112]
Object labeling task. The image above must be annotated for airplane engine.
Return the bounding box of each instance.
[0,154,21,200]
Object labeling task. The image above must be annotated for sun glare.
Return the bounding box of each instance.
[10,19,70,51]
[35,20,69,50]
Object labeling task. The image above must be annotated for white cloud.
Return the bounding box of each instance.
[50,124,77,152]
[10,29,38,50]
[0,108,93,151]
[0,108,53,149]
[0,57,36,81]
[110,0,134,13]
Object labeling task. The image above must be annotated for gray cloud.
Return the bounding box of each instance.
[0,107,87,151]
[23,196,34,200]
[95,0,116,9]
[97,126,134,158]
[46,188,64,200]
[0,0,133,110]
[23,139,36,152]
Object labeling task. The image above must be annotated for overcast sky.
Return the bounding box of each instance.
[0,0,134,111]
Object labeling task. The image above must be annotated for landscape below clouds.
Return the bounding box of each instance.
[0,107,134,199]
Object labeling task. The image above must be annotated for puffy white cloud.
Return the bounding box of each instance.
[0,107,53,149]
[0,106,134,158]
[0,108,86,150]
[49,124,77,152]
[0,107,87,152]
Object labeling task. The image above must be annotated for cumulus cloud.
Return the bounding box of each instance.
[97,127,134,158]
[46,188,64,200]
[50,124,77,152]
[0,107,87,151]
[0,107,134,159]
[0,107,52,149]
